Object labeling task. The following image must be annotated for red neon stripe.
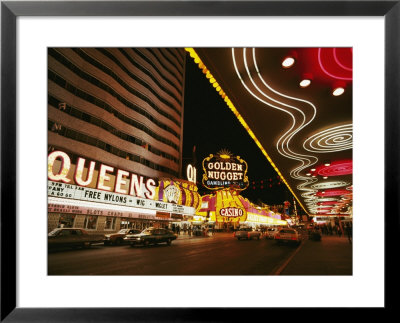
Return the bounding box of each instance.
[333,48,352,72]
[318,48,352,81]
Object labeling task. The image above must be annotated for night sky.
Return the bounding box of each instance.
[182,53,294,207]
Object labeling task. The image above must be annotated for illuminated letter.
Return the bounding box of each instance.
[227,172,233,180]
[48,150,71,183]
[97,164,114,191]
[208,163,213,170]
[74,157,95,186]
[214,162,220,170]
[115,169,129,194]
[220,172,226,180]
[130,174,145,198]
[237,164,243,171]
[145,179,156,199]
[187,164,197,183]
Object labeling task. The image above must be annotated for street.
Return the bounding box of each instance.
[48,233,304,275]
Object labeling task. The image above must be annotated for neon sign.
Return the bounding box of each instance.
[186,164,197,184]
[219,207,244,217]
[202,150,249,190]
[48,150,156,199]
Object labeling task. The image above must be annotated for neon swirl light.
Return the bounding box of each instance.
[303,124,352,153]
[232,49,319,198]
[233,48,322,213]
[316,198,338,202]
[311,181,349,189]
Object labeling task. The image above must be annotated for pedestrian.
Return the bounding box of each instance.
[345,224,352,244]
[188,226,192,236]
[177,225,180,235]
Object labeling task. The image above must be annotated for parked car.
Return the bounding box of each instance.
[266,228,279,239]
[124,227,177,247]
[234,227,262,240]
[274,228,301,245]
[104,228,141,245]
[48,228,105,250]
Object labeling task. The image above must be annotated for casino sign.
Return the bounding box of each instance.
[202,150,249,191]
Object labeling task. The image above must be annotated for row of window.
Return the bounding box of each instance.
[105,48,183,106]
[165,48,184,69]
[74,48,182,116]
[49,48,181,129]
[133,48,183,91]
[48,69,181,141]
[54,214,159,231]
[49,96,179,163]
[48,120,179,177]
[56,214,115,230]
[150,48,184,82]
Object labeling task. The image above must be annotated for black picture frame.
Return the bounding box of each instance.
[1,0,398,321]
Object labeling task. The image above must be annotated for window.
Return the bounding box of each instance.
[83,215,98,230]
[59,230,72,236]
[58,214,76,228]
[104,217,116,230]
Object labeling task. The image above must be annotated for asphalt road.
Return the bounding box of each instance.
[48,233,302,275]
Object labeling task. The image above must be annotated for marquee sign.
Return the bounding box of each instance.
[202,150,249,190]
[47,150,197,215]
[48,181,196,215]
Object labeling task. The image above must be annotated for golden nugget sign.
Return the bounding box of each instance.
[202,150,249,190]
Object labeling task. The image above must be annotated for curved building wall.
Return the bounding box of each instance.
[48,48,185,179]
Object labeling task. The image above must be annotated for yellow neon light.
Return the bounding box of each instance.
[185,48,309,216]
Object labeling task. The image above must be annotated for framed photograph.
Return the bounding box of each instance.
[2,0,397,321]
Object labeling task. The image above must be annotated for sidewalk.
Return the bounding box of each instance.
[279,234,353,275]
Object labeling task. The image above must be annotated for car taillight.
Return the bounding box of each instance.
[233,233,236,237]
[275,235,280,239]
[247,232,250,238]
[291,236,297,240]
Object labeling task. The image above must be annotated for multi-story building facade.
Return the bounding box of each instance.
[48,48,190,234]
